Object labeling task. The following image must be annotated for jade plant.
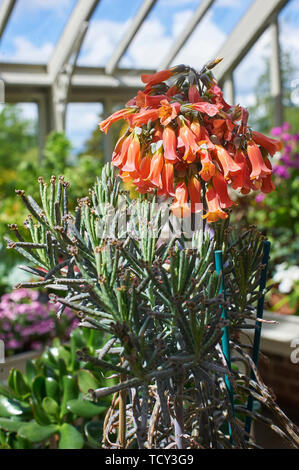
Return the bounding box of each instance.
[5,60,299,449]
[0,328,110,449]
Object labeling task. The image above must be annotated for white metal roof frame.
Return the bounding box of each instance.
[0,0,290,156]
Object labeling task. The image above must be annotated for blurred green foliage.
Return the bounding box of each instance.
[0,104,104,294]
[0,328,111,449]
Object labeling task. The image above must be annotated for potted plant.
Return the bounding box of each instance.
[5,61,299,448]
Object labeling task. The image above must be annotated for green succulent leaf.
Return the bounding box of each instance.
[77,370,101,395]
[84,421,102,448]
[0,395,32,419]
[45,377,60,402]
[8,369,30,399]
[42,397,60,419]
[32,375,46,402]
[18,422,58,443]
[31,399,52,426]
[58,423,84,449]
[60,376,79,418]
[66,398,106,418]
[25,360,37,386]
[0,417,24,433]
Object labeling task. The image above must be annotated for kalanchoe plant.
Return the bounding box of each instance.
[6,61,299,449]
[6,163,299,449]
[99,60,282,222]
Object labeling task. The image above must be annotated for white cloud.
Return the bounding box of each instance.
[172,10,227,68]
[234,29,271,99]
[17,0,73,13]
[0,103,38,123]
[235,92,257,108]
[216,0,240,6]
[159,0,198,6]
[66,103,103,150]
[0,36,54,63]
[30,0,72,8]
[18,103,38,121]
[280,19,299,72]
[234,17,299,101]
[78,19,130,66]
[120,18,174,69]
[78,7,227,71]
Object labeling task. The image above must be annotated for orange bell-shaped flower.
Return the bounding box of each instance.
[146,149,164,188]
[159,162,175,197]
[212,171,235,208]
[159,100,180,126]
[178,118,200,163]
[198,149,215,182]
[163,126,178,162]
[252,131,282,156]
[99,108,136,134]
[171,182,191,218]
[121,135,141,173]
[215,145,242,180]
[247,141,272,180]
[231,149,253,195]
[136,91,167,108]
[202,186,228,223]
[112,133,132,168]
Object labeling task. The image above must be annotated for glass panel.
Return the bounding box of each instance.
[77,0,144,67]
[235,0,299,133]
[120,0,203,70]
[210,0,255,35]
[66,103,103,155]
[279,0,299,121]
[0,0,77,63]
[173,0,255,69]
[119,0,255,70]
[234,29,271,130]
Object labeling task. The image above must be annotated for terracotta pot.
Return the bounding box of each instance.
[269,293,296,315]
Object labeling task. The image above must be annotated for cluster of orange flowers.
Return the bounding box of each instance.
[99,61,281,223]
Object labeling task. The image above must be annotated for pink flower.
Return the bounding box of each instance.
[255,194,265,203]
[7,339,23,350]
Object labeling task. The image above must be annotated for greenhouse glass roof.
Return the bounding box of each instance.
[0,0,297,155]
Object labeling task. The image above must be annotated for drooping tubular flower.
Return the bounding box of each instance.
[100,108,136,134]
[199,150,215,182]
[178,117,201,163]
[247,141,272,181]
[99,59,281,223]
[121,134,141,173]
[163,126,178,162]
[215,145,242,180]
[202,186,228,223]
[171,182,191,218]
